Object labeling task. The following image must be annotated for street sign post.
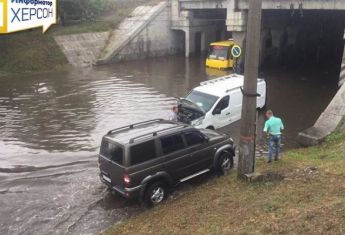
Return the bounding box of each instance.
[231,45,242,58]
[232,45,242,73]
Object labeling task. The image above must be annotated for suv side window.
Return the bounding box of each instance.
[213,95,229,114]
[130,140,157,165]
[100,141,123,165]
[185,131,205,146]
[160,134,185,154]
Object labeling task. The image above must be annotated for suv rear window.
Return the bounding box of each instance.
[161,134,184,154]
[100,140,123,165]
[130,140,157,165]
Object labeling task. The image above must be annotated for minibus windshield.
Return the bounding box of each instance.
[208,45,229,60]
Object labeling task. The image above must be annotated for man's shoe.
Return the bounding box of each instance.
[267,160,272,163]
[274,158,279,161]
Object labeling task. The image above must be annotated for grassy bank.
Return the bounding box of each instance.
[49,0,153,36]
[0,30,68,73]
[0,0,153,73]
[104,130,345,234]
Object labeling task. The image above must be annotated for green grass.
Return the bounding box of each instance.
[0,0,154,73]
[0,30,68,73]
[45,0,156,36]
[104,131,345,235]
[49,8,132,36]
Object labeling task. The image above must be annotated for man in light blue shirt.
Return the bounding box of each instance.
[263,110,284,163]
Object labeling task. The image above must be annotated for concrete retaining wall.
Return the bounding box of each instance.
[96,2,184,65]
[298,83,345,146]
[180,0,345,10]
[298,30,345,146]
[339,39,345,86]
[54,32,110,67]
[55,2,184,67]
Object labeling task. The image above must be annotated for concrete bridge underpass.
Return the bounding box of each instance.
[171,0,345,145]
[172,0,345,73]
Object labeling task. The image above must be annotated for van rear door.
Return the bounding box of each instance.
[257,80,267,109]
[99,139,125,190]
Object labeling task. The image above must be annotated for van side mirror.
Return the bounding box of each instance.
[213,108,221,115]
[204,136,209,142]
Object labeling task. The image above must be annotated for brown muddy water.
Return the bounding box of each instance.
[0,56,338,234]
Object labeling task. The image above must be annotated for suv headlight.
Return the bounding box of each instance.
[191,117,204,126]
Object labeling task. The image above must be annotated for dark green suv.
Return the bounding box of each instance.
[99,119,235,206]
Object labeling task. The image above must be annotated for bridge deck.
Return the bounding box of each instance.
[179,0,345,10]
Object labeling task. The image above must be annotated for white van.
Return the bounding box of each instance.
[178,74,266,129]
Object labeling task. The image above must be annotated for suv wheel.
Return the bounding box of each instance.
[218,152,233,175]
[143,182,167,207]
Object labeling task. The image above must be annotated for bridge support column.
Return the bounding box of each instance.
[171,0,180,21]
[339,30,345,87]
[185,28,195,58]
[227,0,248,73]
[260,28,284,67]
[232,31,246,72]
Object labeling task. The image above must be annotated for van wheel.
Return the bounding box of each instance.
[217,152,234,175]
[143,182,167,207]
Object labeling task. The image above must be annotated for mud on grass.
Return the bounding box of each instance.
[104,132,345,235]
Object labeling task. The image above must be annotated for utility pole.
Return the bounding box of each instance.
[237,0,262,178]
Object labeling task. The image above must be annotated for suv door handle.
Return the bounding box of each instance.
[226,113,231,115]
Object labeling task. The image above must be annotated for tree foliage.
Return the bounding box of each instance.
[59,0,115,24]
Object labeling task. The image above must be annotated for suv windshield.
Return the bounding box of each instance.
[186,90,219,113]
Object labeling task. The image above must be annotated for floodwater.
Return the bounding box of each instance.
[0,56,338,234]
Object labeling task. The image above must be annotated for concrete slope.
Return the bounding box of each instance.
[95,2,168,65]
[299,32,345,146]
[339,45,345,86]
[298,83,345,146]
[55,32,110,67]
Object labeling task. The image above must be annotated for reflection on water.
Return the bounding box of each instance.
[0,55,339,235]
[0,68,180,166]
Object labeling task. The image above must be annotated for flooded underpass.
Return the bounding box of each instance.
[0,55,339,234]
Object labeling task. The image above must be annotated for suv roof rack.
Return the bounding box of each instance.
[200,73,240,86]
[107,119,164,135]
[129,125,188,144]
